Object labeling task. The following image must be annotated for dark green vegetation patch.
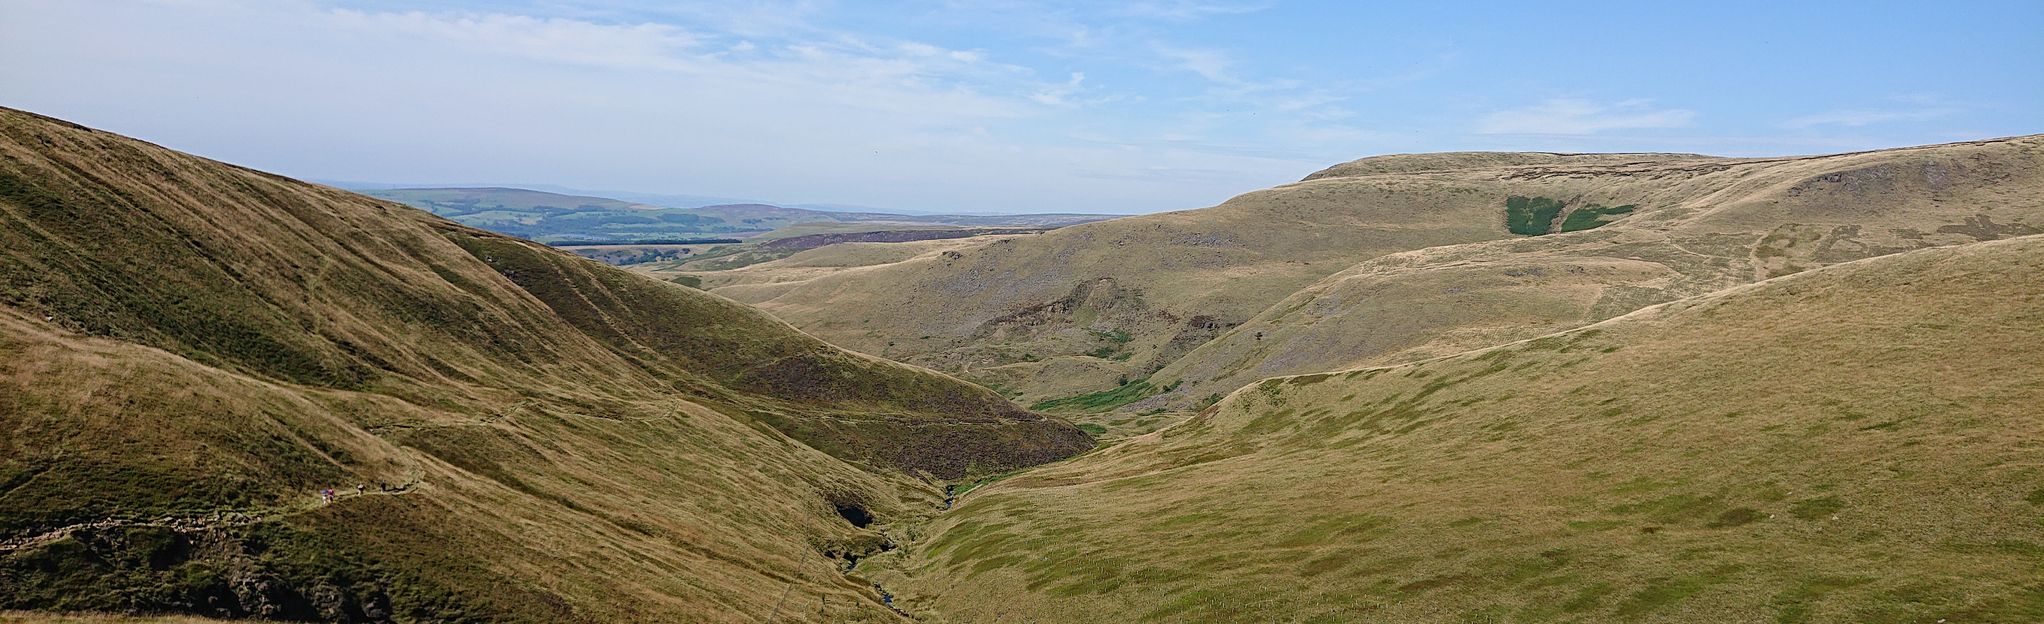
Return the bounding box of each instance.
[1031,378,1173,413]
[1505,196,1636,236]
[1559,203,1637,232]
[1505,196,1567,235]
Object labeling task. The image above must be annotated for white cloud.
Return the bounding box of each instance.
[324,9,701,71]
[1476,98,1696,135]
[1110,1,1272,21]
[1030,72,1089,107]
[1152,44,1236,83]
[1781,107,1955,128]
[308,4,1052,122]
[2,0,1349,214]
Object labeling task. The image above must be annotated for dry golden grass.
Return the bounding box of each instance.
[1148,136,2044,415]
[697,169,1523,405]
[640,235,1013,301]
[893,235,2044,622]
[8,105,2042,623]
[0,107,1085,622]
[687,138,2043,433]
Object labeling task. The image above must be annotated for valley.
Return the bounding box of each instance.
[2,108,2039,623]
[8,0,2042,620]
[0,108,1085,622]
[662,139,2044,440]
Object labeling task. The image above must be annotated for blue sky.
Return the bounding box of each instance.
[2,1,2039,214]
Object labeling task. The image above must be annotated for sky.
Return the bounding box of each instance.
[2,1,2040,214]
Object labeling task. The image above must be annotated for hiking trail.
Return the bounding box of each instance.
[0,479,424,554]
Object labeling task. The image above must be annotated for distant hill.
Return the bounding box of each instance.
[0,107,1089,621]
[757,227,1056,253]
[363,187,1112,244]
[688,137,2044,434]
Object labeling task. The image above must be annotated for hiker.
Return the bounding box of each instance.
[356,484,365,496]
[320,488,334,503]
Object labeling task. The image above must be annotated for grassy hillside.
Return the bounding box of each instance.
[1142,137,2044,420]
[0,107,1088,622]
[707,154,1550,406]
[696,138,2043,434]
[890,234,2044,622]
[689,153,1742,406]
[639,235,1039,308]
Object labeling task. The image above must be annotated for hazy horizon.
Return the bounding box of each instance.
[3,0,2040,214]
[316,178,1114,215]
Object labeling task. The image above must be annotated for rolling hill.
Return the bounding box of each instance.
[883,233,2044,622]
[7,104,2039,624]
[1145,137,2044,417]
[690,139,2043,433]
[0,107,1089,622]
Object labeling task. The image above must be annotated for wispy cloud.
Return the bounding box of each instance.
[5,0,1360,213]
[1781,107,1956,128]
[317,4,1065,122]
[326,9,703,71]
[34,0,2011,215]
[1476,98,1696,135]
[1151,44,1237,83]
[1110,0,1272,21]
[1778,94,1965,129]
[1029,72,1093,107]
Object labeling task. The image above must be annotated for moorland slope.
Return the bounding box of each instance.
[0,108,1087,622]
[694,139,2043,433]
[1148,137,2044,414]
[889,234,2044,622]
[699,153,1653,403]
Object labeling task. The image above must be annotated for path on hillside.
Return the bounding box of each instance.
[0,480,423,554]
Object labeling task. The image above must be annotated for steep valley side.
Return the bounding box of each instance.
[0,107,1088,623]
